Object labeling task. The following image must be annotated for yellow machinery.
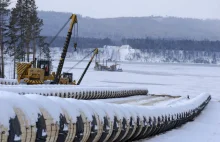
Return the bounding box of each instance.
[17,48,98,85]
[16,14,98,85]
[77,48,98,85]
[17,62,52,84]
[56,48,99,85]
[16,14,78,85]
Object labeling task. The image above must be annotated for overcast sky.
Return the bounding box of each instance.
[10,0,220,19]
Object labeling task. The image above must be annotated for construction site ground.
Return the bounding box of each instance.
[3,59,220,142]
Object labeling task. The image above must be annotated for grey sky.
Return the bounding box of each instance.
[10,0,220,19]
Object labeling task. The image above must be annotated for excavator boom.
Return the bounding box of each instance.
[53,14,78,84]
[77,48,98,85]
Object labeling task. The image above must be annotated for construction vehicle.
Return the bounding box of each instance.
[17,60,55,84]
[17,48,98,85]
[53,48,98,85]
[16,13,98,85]
[16,14,80,85]
[94,60,123,72]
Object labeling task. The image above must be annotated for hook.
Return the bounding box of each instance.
[74,43,77,51]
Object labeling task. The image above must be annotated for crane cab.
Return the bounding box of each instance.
[63,72,73,83]
[37,60,51,76]
[59,72,74,84]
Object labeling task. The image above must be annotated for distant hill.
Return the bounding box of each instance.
[38,11,220,40]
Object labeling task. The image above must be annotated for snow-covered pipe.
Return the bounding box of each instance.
[0,91,211,142]
[0,85,148,100]
[0,78,18,85]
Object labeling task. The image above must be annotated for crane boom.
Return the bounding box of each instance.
[53,14,78,84]
[77,48,98,85]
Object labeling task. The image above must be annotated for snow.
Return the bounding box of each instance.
[63,124,68,131]
[50,61,219,142]
[1,47,220,142]
[0,98,15,131]
[0,91,41,127]
[24,94,63,124]
[0,90,210,141]
[90,100,116,121]
[0,78,17,84]
[64,98,94,122]
[47,96,80,123]
[0,85,147,100]
[80,100,106,122]
[47,45,220,65]
[101,45,137,61]
[42,129,47,136]
[140,101,219,142]
[14,135,21,141]
[91,95,149,103]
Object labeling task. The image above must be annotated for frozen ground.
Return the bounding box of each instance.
[49,61,220,142]
[140,101,220,142]
[60,61,220,142]
[4,59,220,142]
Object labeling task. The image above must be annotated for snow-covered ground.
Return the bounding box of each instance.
[57,61,220,142]
[141,101,220,142]
[3,50,220,141]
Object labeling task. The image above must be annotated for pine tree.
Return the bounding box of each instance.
[7,0,26,61]
[30,0,44,60]
[0,0,11,78]
[8,0,49,77]
[8,0,48,62]
[7,7,19,78]
[37,36,50,60]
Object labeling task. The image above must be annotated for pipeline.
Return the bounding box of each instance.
[0,85,148,100]
[0,91,211,142]
[0,78,18,85]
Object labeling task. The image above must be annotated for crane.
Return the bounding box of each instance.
[16,14,78,85]
[77,48,98,85]
[16,13,97,85]
[53,14,78,84]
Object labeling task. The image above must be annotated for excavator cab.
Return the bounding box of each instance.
[63,72,73,83]
[37,60,51,76]
[58,72,73,84]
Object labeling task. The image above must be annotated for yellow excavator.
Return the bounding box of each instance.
[16,14,98,85]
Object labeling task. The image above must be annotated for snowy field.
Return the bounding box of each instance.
[60,61,220,142]
[4,59,220,142]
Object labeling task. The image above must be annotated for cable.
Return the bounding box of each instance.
[48,18,70,47]
[37,18,71,59]
[73,22,78,51]
[76,21,79,47]
[66,49,95,73]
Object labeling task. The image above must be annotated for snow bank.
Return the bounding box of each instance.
[101,45,137,61]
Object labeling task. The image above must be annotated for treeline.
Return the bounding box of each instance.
[139,49,219,64]
[45,36,114,49]
[122,38,220,52]
[48,36,220,52]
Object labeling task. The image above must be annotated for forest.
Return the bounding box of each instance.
[46,36,220,52]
